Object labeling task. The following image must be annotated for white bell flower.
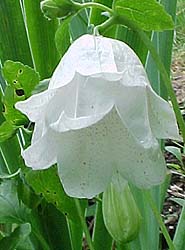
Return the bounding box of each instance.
[16,34,180,198]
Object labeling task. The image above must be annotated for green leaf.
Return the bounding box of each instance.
[2,60,40,98]
[92,200,113,250]
[0,180,30,224]
[0,121,17,143]
[70,10,89,41]
[55,17,72,57]
[170,198,185,207]
[2,86,28,126]
[173,205,185,250]
[25,166,87,221]
[165,146,183,164]
[0,0,33,66]
[22,0,60,79]
[0,223,31,250]
[113,0,174,31]
[40,204,73,250]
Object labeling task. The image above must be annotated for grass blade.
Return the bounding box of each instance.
[22,0,60,79]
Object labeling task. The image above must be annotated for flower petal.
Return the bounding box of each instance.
[108,110,166,188]
[15,89,56,122]
[22,129,58,169]
[49,73,114,131]
[147,87,181,141]
[115,85,153,146]
[49,34,118,89]
[57,115,114,198]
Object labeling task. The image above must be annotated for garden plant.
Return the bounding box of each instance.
[0,0,185,250]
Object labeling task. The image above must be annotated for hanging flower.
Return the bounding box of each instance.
[15,34,180,198]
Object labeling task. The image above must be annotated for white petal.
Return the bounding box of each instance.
[49,35,118,89]
[15,89,56,122]
[31,121,45,144]
[115,85,153,147]
[57,116,114,198]
[49,73,114,131]
[111,38,150,87]
[147,87,181,141]
[107,110,166,188]
[22,129,58,169]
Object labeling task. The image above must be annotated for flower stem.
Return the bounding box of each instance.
[74,1,113,15]
[74,199,95,250]
[144,190,175,250]
[94,16,116,35]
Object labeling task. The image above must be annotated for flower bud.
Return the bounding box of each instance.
[41,0,78,19]
[102,176,141,244]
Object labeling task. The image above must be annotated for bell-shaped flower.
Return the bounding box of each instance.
[15,34,180,198]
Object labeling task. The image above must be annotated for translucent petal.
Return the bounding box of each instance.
[22,129,58,169]
[57,116,114,198]
[49,35,118,89]
[107,110,166,188]
[147,87,181,141]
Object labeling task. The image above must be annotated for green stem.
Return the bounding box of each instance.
[144,190,175,250]
[95,16,116,34]
[74,199,95,250]
[74,1,113,15]
[98,15,185,143]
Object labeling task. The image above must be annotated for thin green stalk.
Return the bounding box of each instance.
[74,199,95,250]
[144,190,175,250]
[74,1,113,15]
[95,16,116,35]
[97,15,185,142]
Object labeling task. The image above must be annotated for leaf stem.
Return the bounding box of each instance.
[144,190,175,250]
[74,199,95,250]
[74,2,114,15]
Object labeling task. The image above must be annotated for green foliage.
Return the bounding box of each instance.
[55,17,72,56]
[0,223,31,250]
[25,166,87,221]
[0,121,17,143]
[2,61,40,98]
[0,60,39,142]
[173,198,185,250]
[0,180,30,224]
[113,0,174,31]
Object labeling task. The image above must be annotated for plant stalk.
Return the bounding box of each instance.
[74,199,95,250]
[74,1,113,15]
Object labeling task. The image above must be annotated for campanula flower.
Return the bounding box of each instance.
[16,35,180,198]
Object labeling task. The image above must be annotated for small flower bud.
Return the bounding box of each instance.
[102,177,141,244]
[41,0,78,19]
